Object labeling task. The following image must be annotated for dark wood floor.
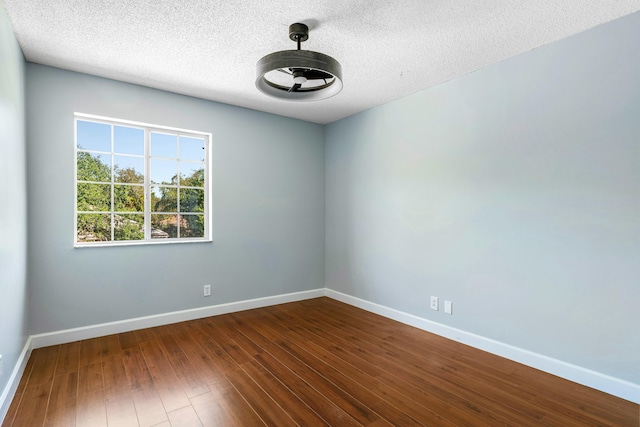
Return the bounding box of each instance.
[3,297,638,426]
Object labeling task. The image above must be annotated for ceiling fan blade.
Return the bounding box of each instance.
[288,83,302,92]
[302,69,334,80]
[277,68,293,75]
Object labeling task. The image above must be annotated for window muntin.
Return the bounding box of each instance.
[75,114,211,246]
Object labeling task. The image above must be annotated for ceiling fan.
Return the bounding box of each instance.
[256,23,343,101]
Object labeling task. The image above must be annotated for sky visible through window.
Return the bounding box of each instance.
[76,121,205,183]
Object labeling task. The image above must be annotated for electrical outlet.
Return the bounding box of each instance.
[203,285,211,297]
[430,296,439,311]
[444,300,452,314]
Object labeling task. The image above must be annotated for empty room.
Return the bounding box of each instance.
[1,1,639,426]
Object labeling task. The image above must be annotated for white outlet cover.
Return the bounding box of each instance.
[430,296,439,310]
[444,300,453,314]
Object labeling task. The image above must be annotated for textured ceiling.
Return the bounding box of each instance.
[4,1,640,124]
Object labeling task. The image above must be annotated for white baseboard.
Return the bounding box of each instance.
[325,289,640,405]
[30,288,325,349]
[0,338,32,424]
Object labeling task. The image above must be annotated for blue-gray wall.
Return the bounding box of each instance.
[26,64,325,334]
[0,4,27,404]
[326,12,640,384]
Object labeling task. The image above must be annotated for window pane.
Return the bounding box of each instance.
[151,214,178,238]
[179,136,205,161]
[114,126,144,155]
[114,184,144,212]
[77,183,111,211]
[77,152,111,182]
[180,214,205,238]
[77,213,111,242]
[151,186,177,212]
[77,120,111,152]
[114,213,144,241]
[75,116,209,245]
[151,132,177,158]
[180,164,204,186]
[180,188,204,213]
[150,159,178,184]
[114,156,144,183]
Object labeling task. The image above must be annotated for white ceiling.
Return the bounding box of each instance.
[4,1,640,124]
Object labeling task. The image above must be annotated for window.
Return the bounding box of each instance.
[75,113,211,246]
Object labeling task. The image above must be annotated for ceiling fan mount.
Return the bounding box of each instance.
[288,22,309,44]
[256,23,343,101]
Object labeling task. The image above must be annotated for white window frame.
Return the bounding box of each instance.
[74,112,212,247]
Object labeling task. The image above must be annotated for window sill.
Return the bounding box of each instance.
[74,238,213,248]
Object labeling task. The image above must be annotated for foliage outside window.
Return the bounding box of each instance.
[75,114,211,246]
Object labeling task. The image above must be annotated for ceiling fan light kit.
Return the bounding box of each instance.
[256,23,343,101]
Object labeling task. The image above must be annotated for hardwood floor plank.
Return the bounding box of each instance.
[5,298,638,427]
[251,351,362,427]
[207,379,266,426]
[278,302,534,425]
[269,305,485,426]
[9,381,51,427]
[510,366,638,426]
[351,325,547,421]
[78,337,101,367]
[284,301,547,425]
[229,313,383,426]
[222,369,299,427]
[317,305,536,392]
[0,395,20,427]
[54,341,80,376]
[156,334,209,398]
[44,371,77,427]
[118,331,139,351]
[285,324,458,426]
[27,346,59,386]
[296,299,640,426]
[99,334,122,359]
[277,332,444,426]
[211,316,265,355]
[298,300,570,419]
[102,354,139,427]
[240,358,331,427]
[272,304,485,426]
[134,327,156,345]
[190,328,298,427]
[76,362,107,427]
[139,339,191,412]
[167,405,203,427]
[121,345,168,427]
[298,322,480,425]
[169,323,227,386]
[147,324,174,340]
[313,299,640,425]
[368,399,426,427]
[189,391,238,427]
[2,355,37,427]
